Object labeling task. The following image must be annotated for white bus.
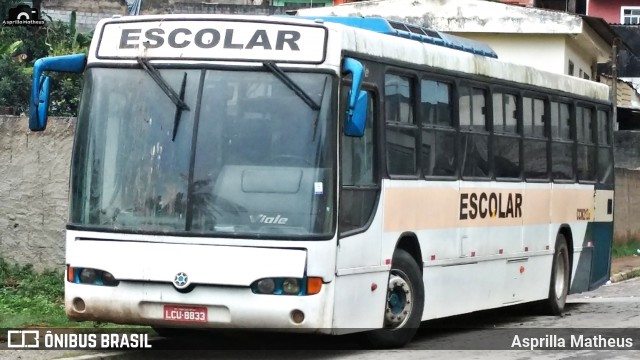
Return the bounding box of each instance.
[29,14,614,348]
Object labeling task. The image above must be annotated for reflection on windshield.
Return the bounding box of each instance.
[70,68,335,238]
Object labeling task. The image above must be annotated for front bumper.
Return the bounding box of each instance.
[65,280,332,334]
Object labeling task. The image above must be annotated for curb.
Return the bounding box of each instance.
[610,266,640,283]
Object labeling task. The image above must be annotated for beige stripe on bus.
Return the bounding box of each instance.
[383,187,595,232]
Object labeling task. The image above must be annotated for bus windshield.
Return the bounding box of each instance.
[70,67,335,239]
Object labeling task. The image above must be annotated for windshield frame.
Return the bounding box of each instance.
[68,64,339,241]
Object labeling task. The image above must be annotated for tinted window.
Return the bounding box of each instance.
[385,74,414,124]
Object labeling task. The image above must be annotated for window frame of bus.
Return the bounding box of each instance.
[458,81,491,181]
[521,92,550,182]
[491,87,522,182]
[550,98,576,183]
[575,102,598,184]
[420,75,457,180]
[339,81,380,236]
[384,70,420,179]
[596,107,614,185]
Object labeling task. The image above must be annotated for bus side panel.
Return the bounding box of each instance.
[331,271,389,333]
[590,189,614,290]
[589,221,613,290]
[332,187,387,332]
[564,221,589,293]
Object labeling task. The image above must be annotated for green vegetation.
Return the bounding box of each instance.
[612,241,640,258]
[0,257,68,328]
[0,0,91,116]
[0,257,153,333]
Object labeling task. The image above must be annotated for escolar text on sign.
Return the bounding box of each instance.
[119,28,302,51]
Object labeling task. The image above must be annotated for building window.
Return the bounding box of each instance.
[568,61,574,76]
[622,7,640,24]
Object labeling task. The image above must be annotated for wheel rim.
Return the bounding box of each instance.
[384,269,413,329]
[554,248,567,299]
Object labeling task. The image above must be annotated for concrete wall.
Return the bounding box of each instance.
[0,116,74,272]
[565,36,594,79]
[41,1,298,33]
[614,168,640,244]
[454,33,566,75]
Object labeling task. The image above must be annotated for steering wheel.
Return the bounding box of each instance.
[269,154,312,166]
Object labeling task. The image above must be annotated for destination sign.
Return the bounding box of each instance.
[96,20,327,63]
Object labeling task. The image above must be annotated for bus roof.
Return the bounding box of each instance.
[92,14,610,102]
[292,16,499,59]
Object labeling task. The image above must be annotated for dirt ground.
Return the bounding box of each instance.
[611,255,640,275]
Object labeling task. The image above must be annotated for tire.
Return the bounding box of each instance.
[543,233,570,315]
[365,249,425,349]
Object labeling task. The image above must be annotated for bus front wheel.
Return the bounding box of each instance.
[543,233,570,315]
[365,249,424,348]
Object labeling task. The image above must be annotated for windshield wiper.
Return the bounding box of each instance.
[172,72,188,141]
[262,62,320,111]
[137,57,190,141]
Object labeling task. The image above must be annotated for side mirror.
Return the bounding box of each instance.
[342,57,367,137]
[29,53,87,131]
[36,76,51,130]
[345,90,368,136]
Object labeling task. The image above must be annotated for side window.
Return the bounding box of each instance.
[577,105,597,182]
[385,74,414,124]
[340,88,377,233]
[459,85,489,178]
[523,96,548,179]
[550,101,573,181]
[492,91,520,179]
[421,79,456,177]
[385,73,417,176]
[597,110,613,184]
[343,91,375,186]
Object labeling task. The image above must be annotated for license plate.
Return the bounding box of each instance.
[163,305,208,323]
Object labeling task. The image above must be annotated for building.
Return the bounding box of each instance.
[587,0,640,24]
[297,0,616,80]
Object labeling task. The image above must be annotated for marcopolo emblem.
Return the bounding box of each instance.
[173,272,189,289]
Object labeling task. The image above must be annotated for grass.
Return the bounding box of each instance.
[612,241,640,258]
[0,257,69,328]
[0,257,149,332]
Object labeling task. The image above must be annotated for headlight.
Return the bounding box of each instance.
[68,266,119,287]
[101,271,118,286]
[256,278,276,294]
[282,278,300,295]
[79,268,97,284]
[250,277,322,296]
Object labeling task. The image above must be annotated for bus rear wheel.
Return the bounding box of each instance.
[543,233,570,315]
[365,249,424,349]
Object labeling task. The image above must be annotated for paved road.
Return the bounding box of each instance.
[3,277,640,359]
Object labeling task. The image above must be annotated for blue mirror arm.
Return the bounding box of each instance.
[342,57,364,113]
[30,54,86,119]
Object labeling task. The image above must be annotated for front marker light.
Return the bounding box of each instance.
[282,278,300,295]
[306,277,323,295]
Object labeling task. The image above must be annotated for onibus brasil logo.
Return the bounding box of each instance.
[6,330,152,349]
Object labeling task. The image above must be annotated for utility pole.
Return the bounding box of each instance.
[612,38,619,130]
